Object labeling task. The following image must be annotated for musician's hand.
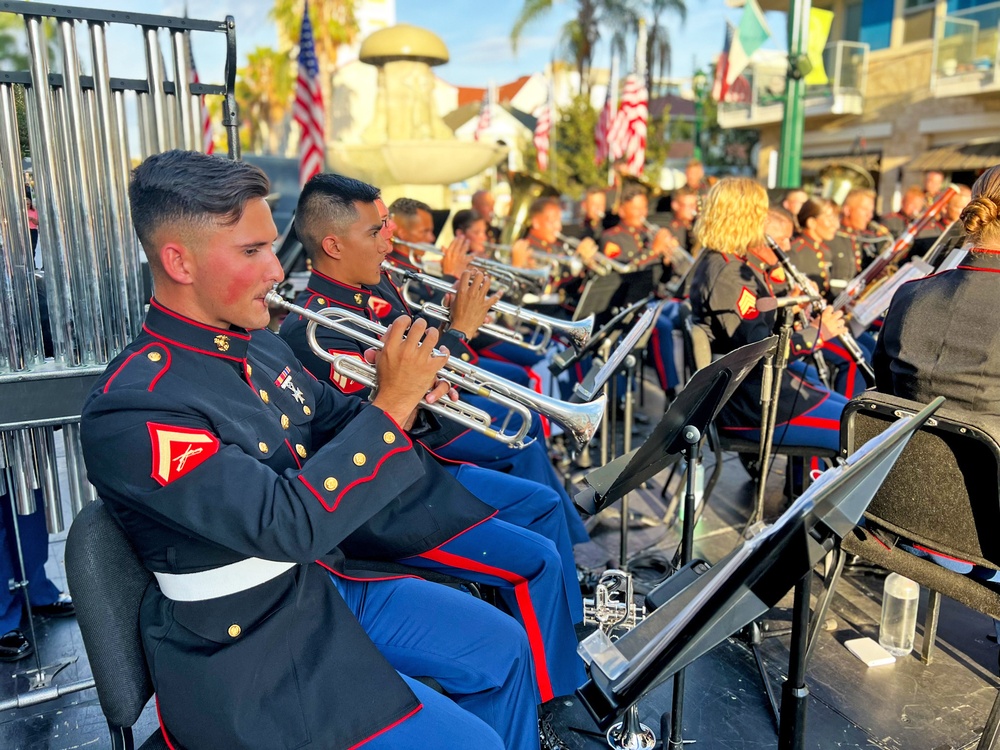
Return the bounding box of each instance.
[652,228,677,263]
[423,378,460,405]
[511,239,534,269]
[441,236,472,277]
[369,316,443,426]
[818,307,848,342]
[575,237,598,266]
[448,270,502,338]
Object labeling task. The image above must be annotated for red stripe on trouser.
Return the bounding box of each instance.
[416,547,555,701]
[824,341,856,395]
[787,414,840,430]
[155,696,178,750]
[349,704,424,749]
[650,329,668,389]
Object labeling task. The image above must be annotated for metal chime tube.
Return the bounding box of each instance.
[171,28,196,151]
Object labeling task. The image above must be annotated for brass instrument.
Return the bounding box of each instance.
[489,238,586,277]
[643,220,695,267]
[555,232,632,276]
[582,569,645,635]
[817,161,876,206]
[381,262,594,351]
[394,237,550,295]
[499,171,560,246]
[832,185,961,314]
[264,291,607,447]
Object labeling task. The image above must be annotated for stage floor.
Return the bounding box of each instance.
[2,374,998,750]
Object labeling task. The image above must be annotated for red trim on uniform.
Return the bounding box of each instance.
[415,546,555,701]
[348,703,424,750]
[968,247,1000,256]
[285,439,302,470]
[315,559,421,582]
[144,326,246,363]
[417,440,472,466]
[525,368,551,437]
[957,265,1000,274]
[149,299,251,339]
[787,414,841,430]
[154,695,179,750]
[103,343,169,393]
[298,433,412,512]
[823,341,857,396]
[871,533,892,552]
[913,543,975,565]
[420,426,472,451]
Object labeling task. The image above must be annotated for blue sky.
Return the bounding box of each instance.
[43,0,789,88]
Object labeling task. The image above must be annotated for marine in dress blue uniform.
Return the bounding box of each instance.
[81,151,571,750]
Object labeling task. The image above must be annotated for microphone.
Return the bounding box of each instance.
[755,294,818,312]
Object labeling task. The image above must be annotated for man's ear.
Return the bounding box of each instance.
[320,233,342,260]
[159,240,196,285]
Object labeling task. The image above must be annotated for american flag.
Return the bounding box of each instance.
[616,74,648,175]
[533,95,551,172]
[474,88,491,141]
[595,85,613,164]
[712,22,734,103]
[188,37,214,154]
[293,1,325,186]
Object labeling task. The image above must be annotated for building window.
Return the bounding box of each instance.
[903,0,936,44]
[859,0,892,51]
[843,0,863,42]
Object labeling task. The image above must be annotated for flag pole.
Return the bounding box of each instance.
[607,54,618,187]
[777,0,811,188]
[548,71,556,180]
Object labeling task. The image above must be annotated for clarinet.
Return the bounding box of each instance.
[765,236,877,387]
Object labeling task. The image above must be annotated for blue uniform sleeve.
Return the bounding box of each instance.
[81,384,424,565]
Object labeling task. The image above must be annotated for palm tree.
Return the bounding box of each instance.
[646,0,686,96]
[511,0,600,94]
[236,46,296,153]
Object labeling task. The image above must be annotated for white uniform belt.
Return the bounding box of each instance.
[154,558,297,602]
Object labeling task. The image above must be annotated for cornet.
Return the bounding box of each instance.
[556,232,633,275]
[382,262,594,351]
[265,290,606,447]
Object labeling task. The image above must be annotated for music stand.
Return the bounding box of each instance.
[574,337,776,750]
[608,268,660,311]
[574,304,660,403]
[574,272,623,323]
[551,296,652,377]
[577,397,944,749]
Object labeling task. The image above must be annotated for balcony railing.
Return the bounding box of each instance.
[931,1,1000,96]
[717,41,869,129]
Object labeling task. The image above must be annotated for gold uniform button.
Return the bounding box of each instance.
[324,477,339,492]
[280,414,290,430]
[382,431,396,445]
[228,624,242,638]
[147,351,162,362]
[303,405,312,416]
[296,444,307,458]
[246,364,252,377]
[353,452,367,466]
[258,441,269,454]
[317,297,326,305]
[461,353,470,361]
[259,389,269,403]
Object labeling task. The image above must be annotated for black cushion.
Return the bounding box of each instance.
[65,500,154,730]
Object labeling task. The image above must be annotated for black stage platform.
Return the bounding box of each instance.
[3,374,998,750]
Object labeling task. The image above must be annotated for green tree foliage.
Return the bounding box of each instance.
[235,46,296,154]
[0,13,58,158]
[525,93,605,198]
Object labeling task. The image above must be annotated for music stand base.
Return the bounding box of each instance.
[607,705,655,750]
[13,655,76,690]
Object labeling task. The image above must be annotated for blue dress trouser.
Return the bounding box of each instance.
[0,490,61,635]
[402,517,587,702]
[816,331,876,398]
[446,463,583,623]
[436,397,589,545]
[331,574,538,750]
[649,301,682,391]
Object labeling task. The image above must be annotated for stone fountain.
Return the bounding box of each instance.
[326,24,507,196]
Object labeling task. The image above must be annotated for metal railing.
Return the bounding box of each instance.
[931,1,1000,93]
[717,41,869,126]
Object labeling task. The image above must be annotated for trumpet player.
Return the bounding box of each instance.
[561,186,606,243]
[599,181,678,268]
[281,173,590,575]
[81,151,574,749]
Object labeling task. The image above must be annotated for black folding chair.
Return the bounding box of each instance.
[812,391,1000,749]
[65,500,168,750]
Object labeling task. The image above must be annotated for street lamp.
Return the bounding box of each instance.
[691,70,709,161]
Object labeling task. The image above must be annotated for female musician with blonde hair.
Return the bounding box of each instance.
[687,177,849,461]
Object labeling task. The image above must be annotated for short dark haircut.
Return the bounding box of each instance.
[452,209,484,235]
[583,186,605,200]
[766,205,795,228]
[294,172,380,260]
[620,181,648,205]
[129,150,269,264]
[671,186,698,201]
[389,197,433,223]
[528,196,561,219]
[797,197,836,229]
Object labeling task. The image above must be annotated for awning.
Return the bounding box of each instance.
[800,152,882,174]
[909,141,1000,172]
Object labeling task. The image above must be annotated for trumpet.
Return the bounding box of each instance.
[643,220,695,267]
[394,238,550,294]
[264,290,606,447]
[382,262,594,351]
[557,232,633,275]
